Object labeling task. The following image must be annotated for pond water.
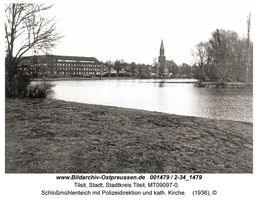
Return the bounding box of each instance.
[52,79,253,122]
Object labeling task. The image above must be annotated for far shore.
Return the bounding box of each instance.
[32,76,139,81]
[31,76,197,82]
[31,77,253,88]
[5,98,252,173]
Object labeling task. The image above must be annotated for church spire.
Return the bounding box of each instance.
[160,39,164,56]
[158,39,166,77]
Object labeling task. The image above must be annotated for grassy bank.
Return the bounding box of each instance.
[5,98,252,173]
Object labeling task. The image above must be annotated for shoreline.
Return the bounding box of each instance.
[32,76,139,81]
[31,77,198,82]
[5,98,252,173]
[198,81,253,88]
[31,78,253,88]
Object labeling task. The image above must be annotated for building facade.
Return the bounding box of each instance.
[18,55,106,78]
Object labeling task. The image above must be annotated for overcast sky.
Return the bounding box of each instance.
[39,0,253,65]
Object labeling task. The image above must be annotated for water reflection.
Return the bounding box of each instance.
[52,79,252,122]
[158,81,165,87]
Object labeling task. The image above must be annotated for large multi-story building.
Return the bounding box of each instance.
[18,55,106,77]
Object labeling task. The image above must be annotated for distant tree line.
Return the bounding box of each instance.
[103,60,194,79]
[103,60,153,78]
[192,15,252,83]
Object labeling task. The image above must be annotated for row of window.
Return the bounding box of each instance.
[21,68,100,73]
[51,71,99,75]
[57,59,95,64]
[54,63,98,67]
[21,66,102,71]
[23,71,100,76]
[55,67,101,71]
[31,63,99,67]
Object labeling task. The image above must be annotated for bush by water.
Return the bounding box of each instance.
[26,82,54,98]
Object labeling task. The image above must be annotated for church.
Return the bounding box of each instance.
[156,40,177,78]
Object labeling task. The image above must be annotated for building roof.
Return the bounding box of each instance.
[160,40,164,50]
[19,54,101,65]
[22,54,99,61]
[166,60,178,67]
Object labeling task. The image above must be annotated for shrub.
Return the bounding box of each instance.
[6,74,31,98]
[26,81,54,98]
[137,71,151,79]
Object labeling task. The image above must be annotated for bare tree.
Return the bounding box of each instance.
[191,42,210,82]
[192,42,209,72]
[192,27,252,83]
[5,3,62,96]
[206,29,239,82]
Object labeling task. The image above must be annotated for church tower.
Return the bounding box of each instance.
[158,40,166,77]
